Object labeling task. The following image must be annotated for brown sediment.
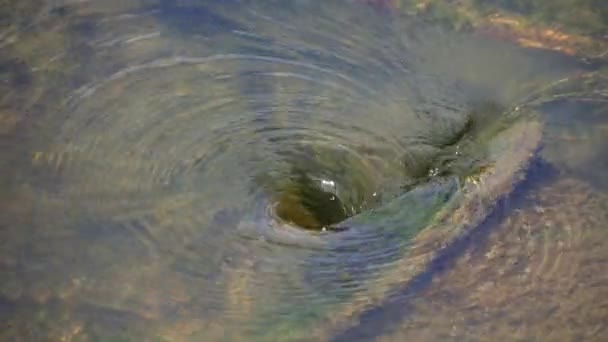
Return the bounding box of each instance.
[377,1,608,59]
[312,117,543,338]
[452,9,607,59]
[224,258,257,324]
[0,110,18,134]
[158,318,228,342]
[475,14,602,57]
[378,178,608,341]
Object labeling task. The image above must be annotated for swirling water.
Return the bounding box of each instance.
[1,1,607,341]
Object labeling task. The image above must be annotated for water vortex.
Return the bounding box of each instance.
[0,1,578,340]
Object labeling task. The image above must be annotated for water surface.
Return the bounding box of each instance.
[0,1,607,341]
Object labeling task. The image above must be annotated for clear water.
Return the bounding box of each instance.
[0,1,607,341]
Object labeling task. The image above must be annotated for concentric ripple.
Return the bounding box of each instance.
[0,1,585,340]
[375,178,608,341]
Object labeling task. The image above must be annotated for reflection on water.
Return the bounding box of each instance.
[0,1,607,341]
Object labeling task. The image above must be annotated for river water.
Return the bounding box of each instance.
[1,1,607,341]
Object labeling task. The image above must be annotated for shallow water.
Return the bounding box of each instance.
[0,1,607,341]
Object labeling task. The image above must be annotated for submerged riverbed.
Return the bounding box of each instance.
[1,1,607,341]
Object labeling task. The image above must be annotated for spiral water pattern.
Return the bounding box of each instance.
[0,1,593,340]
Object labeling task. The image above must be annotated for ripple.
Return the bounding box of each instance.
[0,1,578,340]
[376,179,608,341]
